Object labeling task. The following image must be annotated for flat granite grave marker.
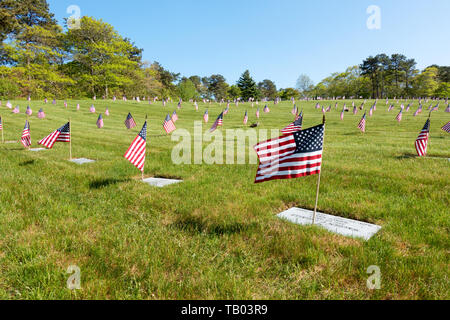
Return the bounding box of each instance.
[69,158,96,165]
[142,177,182,188]
[277,207,381,240]
[29,148,46,152]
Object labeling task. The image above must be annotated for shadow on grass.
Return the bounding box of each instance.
[19,160,35,166]
[89,178,131,189]
[396,153,417,159]
[173,215,257,236]
[153,174,183,180]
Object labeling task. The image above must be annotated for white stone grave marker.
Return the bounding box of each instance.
[277,207,381,240]
[142,177,182,188]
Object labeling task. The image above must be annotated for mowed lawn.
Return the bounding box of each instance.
[0,98,448,300]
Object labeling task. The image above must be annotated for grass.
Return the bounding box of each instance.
[0,98,448,300]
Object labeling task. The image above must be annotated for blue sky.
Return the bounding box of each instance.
[48,0,450,89]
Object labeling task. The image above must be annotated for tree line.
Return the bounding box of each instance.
[1,1,448,101]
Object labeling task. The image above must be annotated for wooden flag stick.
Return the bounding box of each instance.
[313,115,326,225]
[142,114,148,181]
[69,118,72,160]
[1,115,4,144]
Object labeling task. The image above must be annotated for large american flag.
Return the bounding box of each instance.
[281,112,303,135]
[358,113,366,132]
[254,124,324,183]
[125,113,137,129]
[21,120,31,148]
[441,121,450,133]
[38,122,70,149]
[124,121,147,172]
[415,119,430,157]
[209,112,223,133]
[163,114,176,134]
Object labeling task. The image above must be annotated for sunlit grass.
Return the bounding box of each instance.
[0,98,448,299]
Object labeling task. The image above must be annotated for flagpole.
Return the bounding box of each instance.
[26,115,30,149]
[312,115,326,225]
[142,114,148,181]
[69,118,72,160]
[1,115,3,144]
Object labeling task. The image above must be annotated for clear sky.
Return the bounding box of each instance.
[48,0,450,89]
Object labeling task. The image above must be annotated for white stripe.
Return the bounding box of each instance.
[255,165,322,181]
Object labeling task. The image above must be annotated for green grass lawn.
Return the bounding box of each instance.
[0,98,448,300]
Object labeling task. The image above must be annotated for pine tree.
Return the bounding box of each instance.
[237,70,258,100]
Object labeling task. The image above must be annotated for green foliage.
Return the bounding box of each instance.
[227,85,241,100]
[258,79,277,99]
[204,74,229,101]
[177,78,199,101]
[0,77,20,99]
[237,70,257,100]
[278,88,299,100]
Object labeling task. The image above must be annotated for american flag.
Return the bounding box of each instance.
[124,121,147,172]
[21,120,31,148]
[441,121,450,133]
[6,101,12,108]
[405,104,411,112]
[353,106,358,115]
[52,99,56,105]
[37,108,45,119]
[163,114,176,134]
[281,114,303,135]
[172,110,178,122]
[445,104,450,113]
[90,104,96,113]
[369,106,373,117]
[340,108,344,120]
[254,124,324,183]
[44,98,48,104]
[223,106,229,115]
[105,108,110,116]
[204,110,209,123]
[396,109,403,122]
[388,104,394,112]
[64,101,68,108]
[326,106,331,112]
[26,106,32,116]
[0,116,2,130]
[430,104,439,112]
[243,111,248,125]
[194,101,198,111]
[315,103,320,109]
[97,114,104,128]
[125,113,137,129]
[256,108,260,118]
[264,105,270,113]
[13,106,19,114]
[415,119,430,157]
[291,105,297,115]
[209,112,223,133]
[38,122,70,149]
[358,113,366,132]
[178,99,182,109]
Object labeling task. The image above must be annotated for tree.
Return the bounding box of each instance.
[434,82,450,98]
[178,78,198,101]
[65,17,145,98]
[412,67,439,97]
[237,70,257,100]
[204,74,229,100]
[400,58,417,96]
[227,85,241,100]
[257,79,277,99]
[278,88,299,100]
[189,75,208,97]
[296,74,314,96]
